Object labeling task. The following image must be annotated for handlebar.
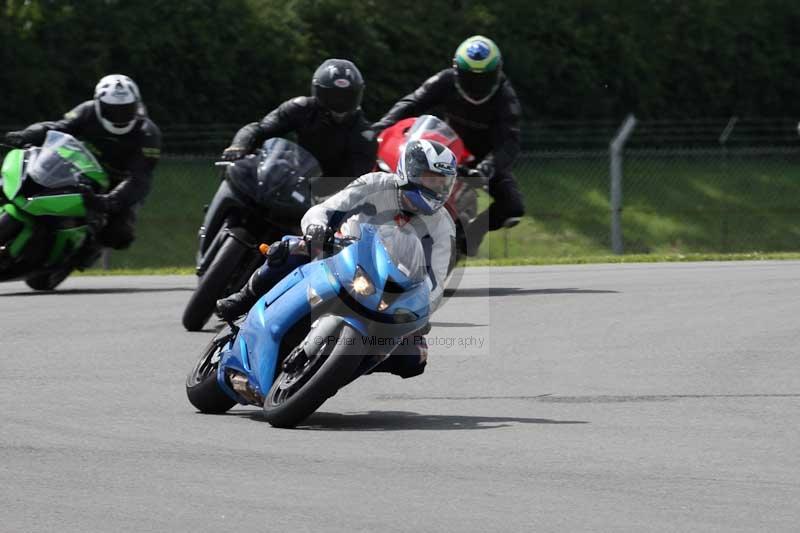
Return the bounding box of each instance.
[314,232,358,256]
[288,232,358,258]
[214,161,234,167]
[458,168,488,189]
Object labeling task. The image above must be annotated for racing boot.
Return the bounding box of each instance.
[215,239,298,321]
[465,212,521,257]
[75,243,103,270]
[215,267,271,322]
[465,210,490,257]
[369,333,429,379]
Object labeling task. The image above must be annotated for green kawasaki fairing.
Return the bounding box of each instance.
[0,131,108,282]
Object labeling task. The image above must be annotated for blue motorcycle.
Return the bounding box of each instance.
[186,222,430,428]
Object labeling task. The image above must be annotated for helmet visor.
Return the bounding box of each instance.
[418,171,456,202]
[314,85,362,114]
[456,69,500,102]
[99,100,137,126]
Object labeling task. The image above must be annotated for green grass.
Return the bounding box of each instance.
[76,251,800,276]
[75,266,196,276]
[479,151,800,259]
[105,151,800,268]
[463,251,800,266]
[107,157,219,269]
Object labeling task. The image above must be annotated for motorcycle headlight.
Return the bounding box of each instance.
[351,266,375,296]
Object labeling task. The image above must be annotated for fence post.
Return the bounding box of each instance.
[718,116,738,147]
[609,114,637,255]
[101,249,111,270]
[718,116,738,252]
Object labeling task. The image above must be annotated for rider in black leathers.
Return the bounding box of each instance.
[4,74,162,253]
[371,36,524,255]
[220,58,377,197]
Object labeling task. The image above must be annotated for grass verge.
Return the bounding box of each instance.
[75,251,800,276]
[102,150,800,268]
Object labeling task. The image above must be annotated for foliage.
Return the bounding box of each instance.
[2,0,800,126]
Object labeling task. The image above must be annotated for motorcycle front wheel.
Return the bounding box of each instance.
[182,236,251,331]
[186,333,237,414]
[0,212,24,245]
[25,268,73,291]
[262,323,365,428]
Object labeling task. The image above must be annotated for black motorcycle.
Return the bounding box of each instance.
[182,138,327,331]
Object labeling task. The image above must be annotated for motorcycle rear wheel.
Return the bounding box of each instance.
[262,323,365,428]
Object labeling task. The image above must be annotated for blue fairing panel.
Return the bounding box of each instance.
[215,223,432,405]
[265,267,304,306]
[218,260,342,402]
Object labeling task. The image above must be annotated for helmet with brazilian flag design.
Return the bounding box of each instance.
[452,35,503,105]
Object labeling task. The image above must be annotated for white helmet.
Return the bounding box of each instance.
[93,74,141,135]
[396,139,457,215]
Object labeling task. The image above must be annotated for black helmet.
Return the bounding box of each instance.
[311,58,364,121]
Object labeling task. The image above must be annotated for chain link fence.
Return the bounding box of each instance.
[3,119,800,267]
[491,145,800,260]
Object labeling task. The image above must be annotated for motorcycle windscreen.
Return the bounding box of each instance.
[406,114,459,147]
[376,223,427,283]
[26,131,106,189]
[258,138,322,182]
[229,138,322,214]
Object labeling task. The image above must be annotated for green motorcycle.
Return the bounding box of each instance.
[0,130,109,290]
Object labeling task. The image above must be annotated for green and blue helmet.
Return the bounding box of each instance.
[452,35,503,105]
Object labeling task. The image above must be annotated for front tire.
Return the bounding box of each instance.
[262,323,366,428]
[25,268,73,291]
[0,212,24,245]
[182,236,250,331]
[0,213,24,273]
[186,334,237,414]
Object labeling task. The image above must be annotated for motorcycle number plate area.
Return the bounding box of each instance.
[265,269,304,306]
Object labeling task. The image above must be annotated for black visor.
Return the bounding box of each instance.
[99,101,137,125]
[313,85,363,114]
[456,69,500,102]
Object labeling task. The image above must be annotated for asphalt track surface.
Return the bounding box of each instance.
[1,262,799,532]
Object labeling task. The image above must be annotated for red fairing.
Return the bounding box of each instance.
[376,117,416,172]
[376,116,472,172]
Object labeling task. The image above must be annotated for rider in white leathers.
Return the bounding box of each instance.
[217,138,458,377]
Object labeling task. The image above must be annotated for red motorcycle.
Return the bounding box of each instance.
[376,115,482,263]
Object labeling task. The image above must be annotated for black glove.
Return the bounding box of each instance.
[303,224,329,256]
[265,239,290,267]
[4,130,30,148]
[79,184,113,213]
[362,123,386,142]
[221,145,247,161]
[476,159,496,180]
